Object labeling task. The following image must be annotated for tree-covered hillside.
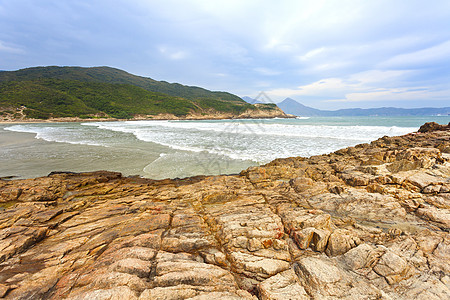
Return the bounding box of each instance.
[0,66,261,119]
[0,66,245,102]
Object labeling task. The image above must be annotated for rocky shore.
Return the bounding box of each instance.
[0,104,294,124]
[0,122,449,299]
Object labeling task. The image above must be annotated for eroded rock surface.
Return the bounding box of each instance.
[0,123,449,299]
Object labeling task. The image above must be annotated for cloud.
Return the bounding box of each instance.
[265,69,422,103]
[328,87,450,103]
[0,41,24,54]
[297,47,326,61]
[379,40,450,69]
[349,70,411,85]
[158,46,188,60]
[254,67,281,76]
[1,0,450,108]
[211,41,251,64]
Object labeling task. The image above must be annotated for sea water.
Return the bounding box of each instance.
[1,116,449,179]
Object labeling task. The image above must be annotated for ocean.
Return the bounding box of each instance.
[1,116,449,179]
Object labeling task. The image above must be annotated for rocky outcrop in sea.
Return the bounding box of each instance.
[0,122,449,299]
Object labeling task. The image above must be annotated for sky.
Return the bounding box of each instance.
[1,0,450,109]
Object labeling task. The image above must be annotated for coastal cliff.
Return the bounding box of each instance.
[0,123,449,299]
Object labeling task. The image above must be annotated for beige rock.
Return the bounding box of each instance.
[326,228,360,256]
[248,237,263,252]
[229,251,290,280]
[415,230,443,253]
[392,274,450,300]
[258,269,309,300]
[290,177,314,193]
[416,204,450,230]
[0,284,14,298]
[91,272,148,293]
[293,227,330,252]
[0,127,449,299]
[153,251,239,290]
[341,243,378,270]
[67,286,138,300]
[295,255,382,299]
[112,258,152,278]
[139,286,198,300]
[187,291,256,299]
[278,207,332,233]
[373,250,411,284]
[292,227,315,250]
[0,226,47,263]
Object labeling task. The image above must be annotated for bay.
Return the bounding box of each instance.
[1,116,449,179]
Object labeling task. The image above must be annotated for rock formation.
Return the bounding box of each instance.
[0,105,293,123]
[0,122,449,299]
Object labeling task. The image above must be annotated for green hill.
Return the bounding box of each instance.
[0,66,267,120]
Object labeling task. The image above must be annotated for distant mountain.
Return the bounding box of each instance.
[277,98,324,116]
[242,96,258,104]
[278,98,450,117]
[242,96,265,104]
[0,66,287,120]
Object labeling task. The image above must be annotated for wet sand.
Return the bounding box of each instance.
[0,125,163,179]
[0,124,253,180]
[0,127,37,147]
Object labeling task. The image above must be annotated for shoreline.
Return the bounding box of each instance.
[2,114,449,125]
[0,123,449,298]
[1,121,447,181]
[0,114,297,124]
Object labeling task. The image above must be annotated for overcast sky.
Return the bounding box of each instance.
[1,0,450,109]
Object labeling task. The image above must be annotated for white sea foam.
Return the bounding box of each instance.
[81,120,417,163]
[3,116,449,179]
[83,120,414,140]
[6,119,418,164]
[4,124,105,146]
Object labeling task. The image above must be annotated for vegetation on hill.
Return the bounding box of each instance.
[0,66,245,101]
[0,66,264,119]
[0,79,200,119]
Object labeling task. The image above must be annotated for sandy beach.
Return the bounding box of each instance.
[0,122,257,180]
[0,125,165,179]
[1,116,448,180]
